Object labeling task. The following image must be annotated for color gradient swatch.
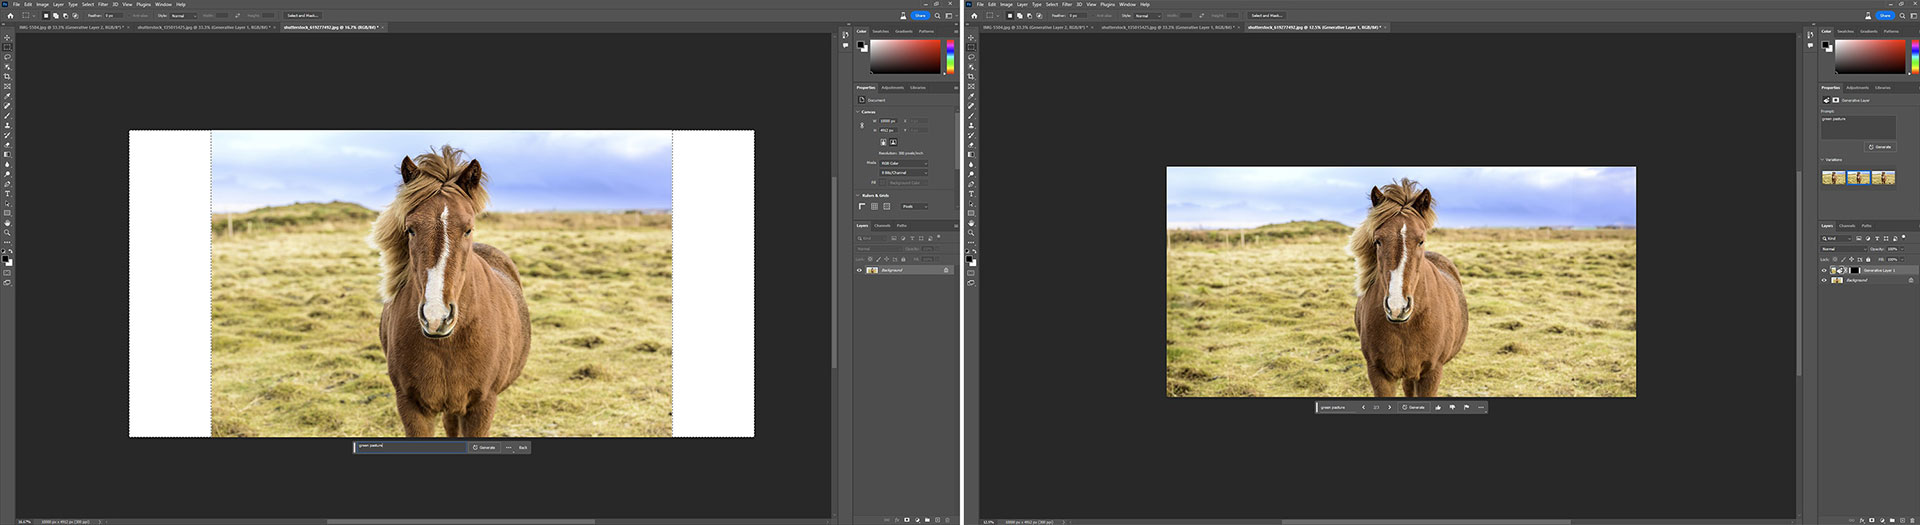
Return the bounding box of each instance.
[869,39,945,75]
[946,39,956,75]
[1835,39,1907,74]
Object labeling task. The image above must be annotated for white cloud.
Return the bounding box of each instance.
[211,130,674,213]
[1167,166,1636,229]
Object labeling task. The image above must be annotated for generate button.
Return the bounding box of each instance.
[1866,141,1897,152]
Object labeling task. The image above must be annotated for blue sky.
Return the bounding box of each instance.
[1166,166,1637,229]
[211,131,671,213]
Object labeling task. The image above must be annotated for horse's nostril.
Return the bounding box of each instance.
[417,303,457,334]
[1383,297,1413,321]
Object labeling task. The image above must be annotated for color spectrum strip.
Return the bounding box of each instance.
[870,39,945,75]
[946,39,956,75]
[1835,39,1907,74]
[1909,40,1916,75]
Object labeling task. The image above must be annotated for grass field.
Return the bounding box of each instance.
[1166,221,1636,398]
[210,202,674,437]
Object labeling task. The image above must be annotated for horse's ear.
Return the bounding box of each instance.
[399,157,419,184]
[457,159,484,193]
[1369,187,1385,207]
[1411,189,1433,212]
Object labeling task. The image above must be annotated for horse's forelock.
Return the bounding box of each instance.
[1348,178,1436,296]
[368,146,489,302]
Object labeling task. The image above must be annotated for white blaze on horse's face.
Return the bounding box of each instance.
[420,205,455,336]
[1384,223,1414,323]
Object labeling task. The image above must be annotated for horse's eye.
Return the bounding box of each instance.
[1374,240,1381,247]
[1418,240,1424,246]
[466,228,473,237]
[405,228,414,236]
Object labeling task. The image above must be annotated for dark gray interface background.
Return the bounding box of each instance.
[964,2,1915,524]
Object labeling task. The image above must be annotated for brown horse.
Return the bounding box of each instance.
[1347,178,1468,397]
[369,146,531,437]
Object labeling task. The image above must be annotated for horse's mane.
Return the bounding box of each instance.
[1345,178,1436,297]
[367,145,490,303]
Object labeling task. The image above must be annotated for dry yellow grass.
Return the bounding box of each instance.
[1166,221,1636,398]
[210,203,672,437]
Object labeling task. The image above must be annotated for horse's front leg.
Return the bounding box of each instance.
[1365,358,1397,397]
[1414,365,1445,397]
[395,390,434,437]
[461,395,497,438]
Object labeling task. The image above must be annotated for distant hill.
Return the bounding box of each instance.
[1244,220,1351,238]
[1169,220,1637,246]
[1169,220,1351,244]
[211,201,377,235]
[212,201,670,237]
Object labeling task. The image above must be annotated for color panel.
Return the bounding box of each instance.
[869,39,945,74]
[945,39,956,75]
[1835,39,1907,74]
